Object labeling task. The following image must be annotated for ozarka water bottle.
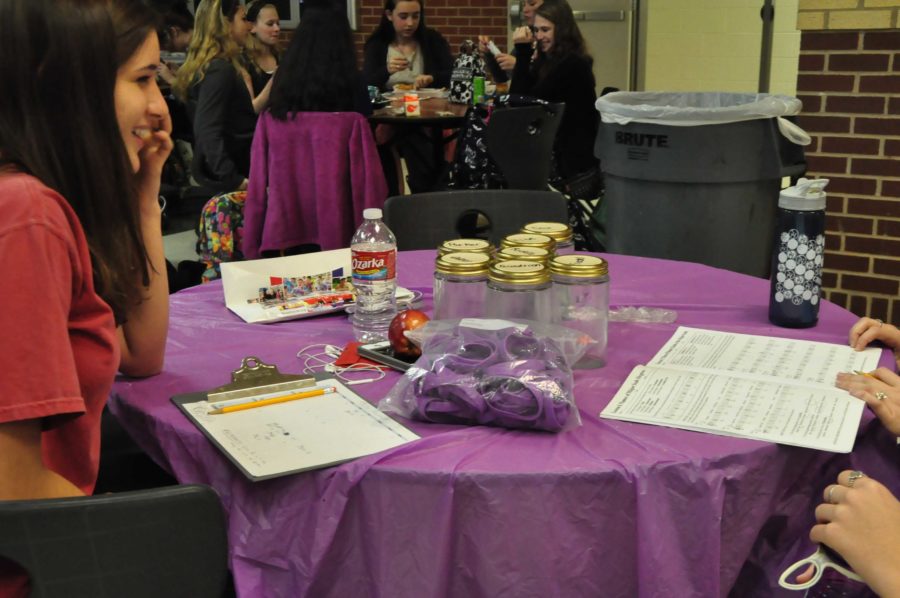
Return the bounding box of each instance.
[769,178,828,328]
[351,208,397,342]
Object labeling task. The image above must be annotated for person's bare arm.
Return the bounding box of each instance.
[0,420,84,500]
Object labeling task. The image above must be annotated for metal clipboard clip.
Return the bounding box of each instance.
[205,356,315,403]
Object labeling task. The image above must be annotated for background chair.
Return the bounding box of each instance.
[0,484,231,598]
[384,189,569,250]
[485,103,565,190]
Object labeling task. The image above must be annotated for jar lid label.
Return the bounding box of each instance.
[549,254,609,277]
[440,238,492,251]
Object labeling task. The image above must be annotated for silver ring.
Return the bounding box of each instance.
[876,391,888,401]
[847,470,865,487]
[875,318,884,326]
[827,485,837,504]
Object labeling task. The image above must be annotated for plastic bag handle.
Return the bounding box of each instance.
[777,117,811,146]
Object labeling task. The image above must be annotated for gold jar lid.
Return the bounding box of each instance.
[488,260,550,285]
[495,246,551,263]
[435,252,491,276]
[499,233,556,253]
[437,238,494,256]
[521,222,573,244]
[549,254,609,277]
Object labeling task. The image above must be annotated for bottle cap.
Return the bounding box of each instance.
[488,260,550,285]
[363,208,383,220]
[521,222,573,244]
[495,246,551,263]
[779,178,828,211]
[549,254,608,278]
[435,252,491,276]
[437,238,493,256]
[499,233,557,253]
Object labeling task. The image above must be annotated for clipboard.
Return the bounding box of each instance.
[172,357,419,481]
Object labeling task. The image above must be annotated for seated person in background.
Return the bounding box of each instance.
[242,3,386,259]
[510,0,599,185]
[792,316,900,595]
[174,0,255,193]
[363,0,452,91]
[267,4,371,118]
[243,1,281,110]
[362,0,453,194]
[154,0,194,87]
[478,0,544,76]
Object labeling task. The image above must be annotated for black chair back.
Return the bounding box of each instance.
[485,103,565,190]
[0,484,232,598]
[384,189,569,250]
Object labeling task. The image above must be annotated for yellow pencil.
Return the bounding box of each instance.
[208,386,336,415]
[854,370,877,379]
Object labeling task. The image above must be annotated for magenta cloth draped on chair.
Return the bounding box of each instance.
[243,111,388,258]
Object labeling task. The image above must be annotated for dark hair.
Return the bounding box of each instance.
[366,0,428,46]
[533,0,592,81]
[153,0,194,48]
[220,0,240,19]
[244,0,270,23]
[268,8,359,117]
[0,0,155,322]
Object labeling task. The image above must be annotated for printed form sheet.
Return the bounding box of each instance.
[180,378,418,480]
[601,327,883,453]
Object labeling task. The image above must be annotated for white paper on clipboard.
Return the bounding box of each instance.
[173,377,419,481]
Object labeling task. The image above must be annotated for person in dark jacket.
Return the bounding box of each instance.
[174,0,255,193]
[362,0,452,92]
[362,0,453,194]
[510,0,598,182]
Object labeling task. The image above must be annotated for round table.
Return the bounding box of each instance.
[110,251,896,598]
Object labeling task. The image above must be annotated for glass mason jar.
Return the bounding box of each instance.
[521,222,575,254]
[433,252,491,319]
[437,238,494,257]
[485,260,553,322]
[549,254,609,368]
[499,233,557,255]
[494,246,552,265]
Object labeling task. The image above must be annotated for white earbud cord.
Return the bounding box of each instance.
[296,344,387,386]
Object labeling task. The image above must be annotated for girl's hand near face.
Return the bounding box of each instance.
[135,108,173,214]
[513,26,533,44]
[388,56,409,74]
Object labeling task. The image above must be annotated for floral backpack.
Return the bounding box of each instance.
[449,40,486,104]
[196,190,246,283]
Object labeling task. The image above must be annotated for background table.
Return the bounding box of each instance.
[110,252,898,598]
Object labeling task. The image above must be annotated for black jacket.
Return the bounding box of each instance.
[511,45,599,179]
[362,28,453,91]
[186,58,257,192]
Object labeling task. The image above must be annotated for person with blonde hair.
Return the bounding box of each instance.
[175,0,255,192]
[244,1,280,98]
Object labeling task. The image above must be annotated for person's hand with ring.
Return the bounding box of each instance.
[836,368,900,435]
[850,317,900,370]
[388,56,410,74]
[797,470,900,597]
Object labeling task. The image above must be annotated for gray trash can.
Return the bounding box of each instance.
[594,92,808,278]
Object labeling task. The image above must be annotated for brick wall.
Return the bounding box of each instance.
[351,0,510,63]
[795,1,900,324]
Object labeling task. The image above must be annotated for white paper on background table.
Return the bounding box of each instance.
[221,248,414,324]
[601,326,882,452]
[180,378,419,479]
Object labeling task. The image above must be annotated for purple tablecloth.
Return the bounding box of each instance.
[110,251,897,598]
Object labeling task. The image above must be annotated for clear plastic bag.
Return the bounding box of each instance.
[595,92,810,145]
[379,318,591,432]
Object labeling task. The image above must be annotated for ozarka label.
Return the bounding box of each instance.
[351,249,396,281]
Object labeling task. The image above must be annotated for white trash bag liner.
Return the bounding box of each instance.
[595,91,810,145]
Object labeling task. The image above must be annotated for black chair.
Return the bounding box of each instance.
[384,189,569,250]
[0,484,232,598]
[485,103,565,190]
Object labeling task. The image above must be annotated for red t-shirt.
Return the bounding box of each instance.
[0,172,119,596]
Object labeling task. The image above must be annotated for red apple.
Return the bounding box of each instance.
[388,309,430,358]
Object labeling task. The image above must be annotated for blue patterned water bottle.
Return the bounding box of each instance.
[768,178,828,328]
